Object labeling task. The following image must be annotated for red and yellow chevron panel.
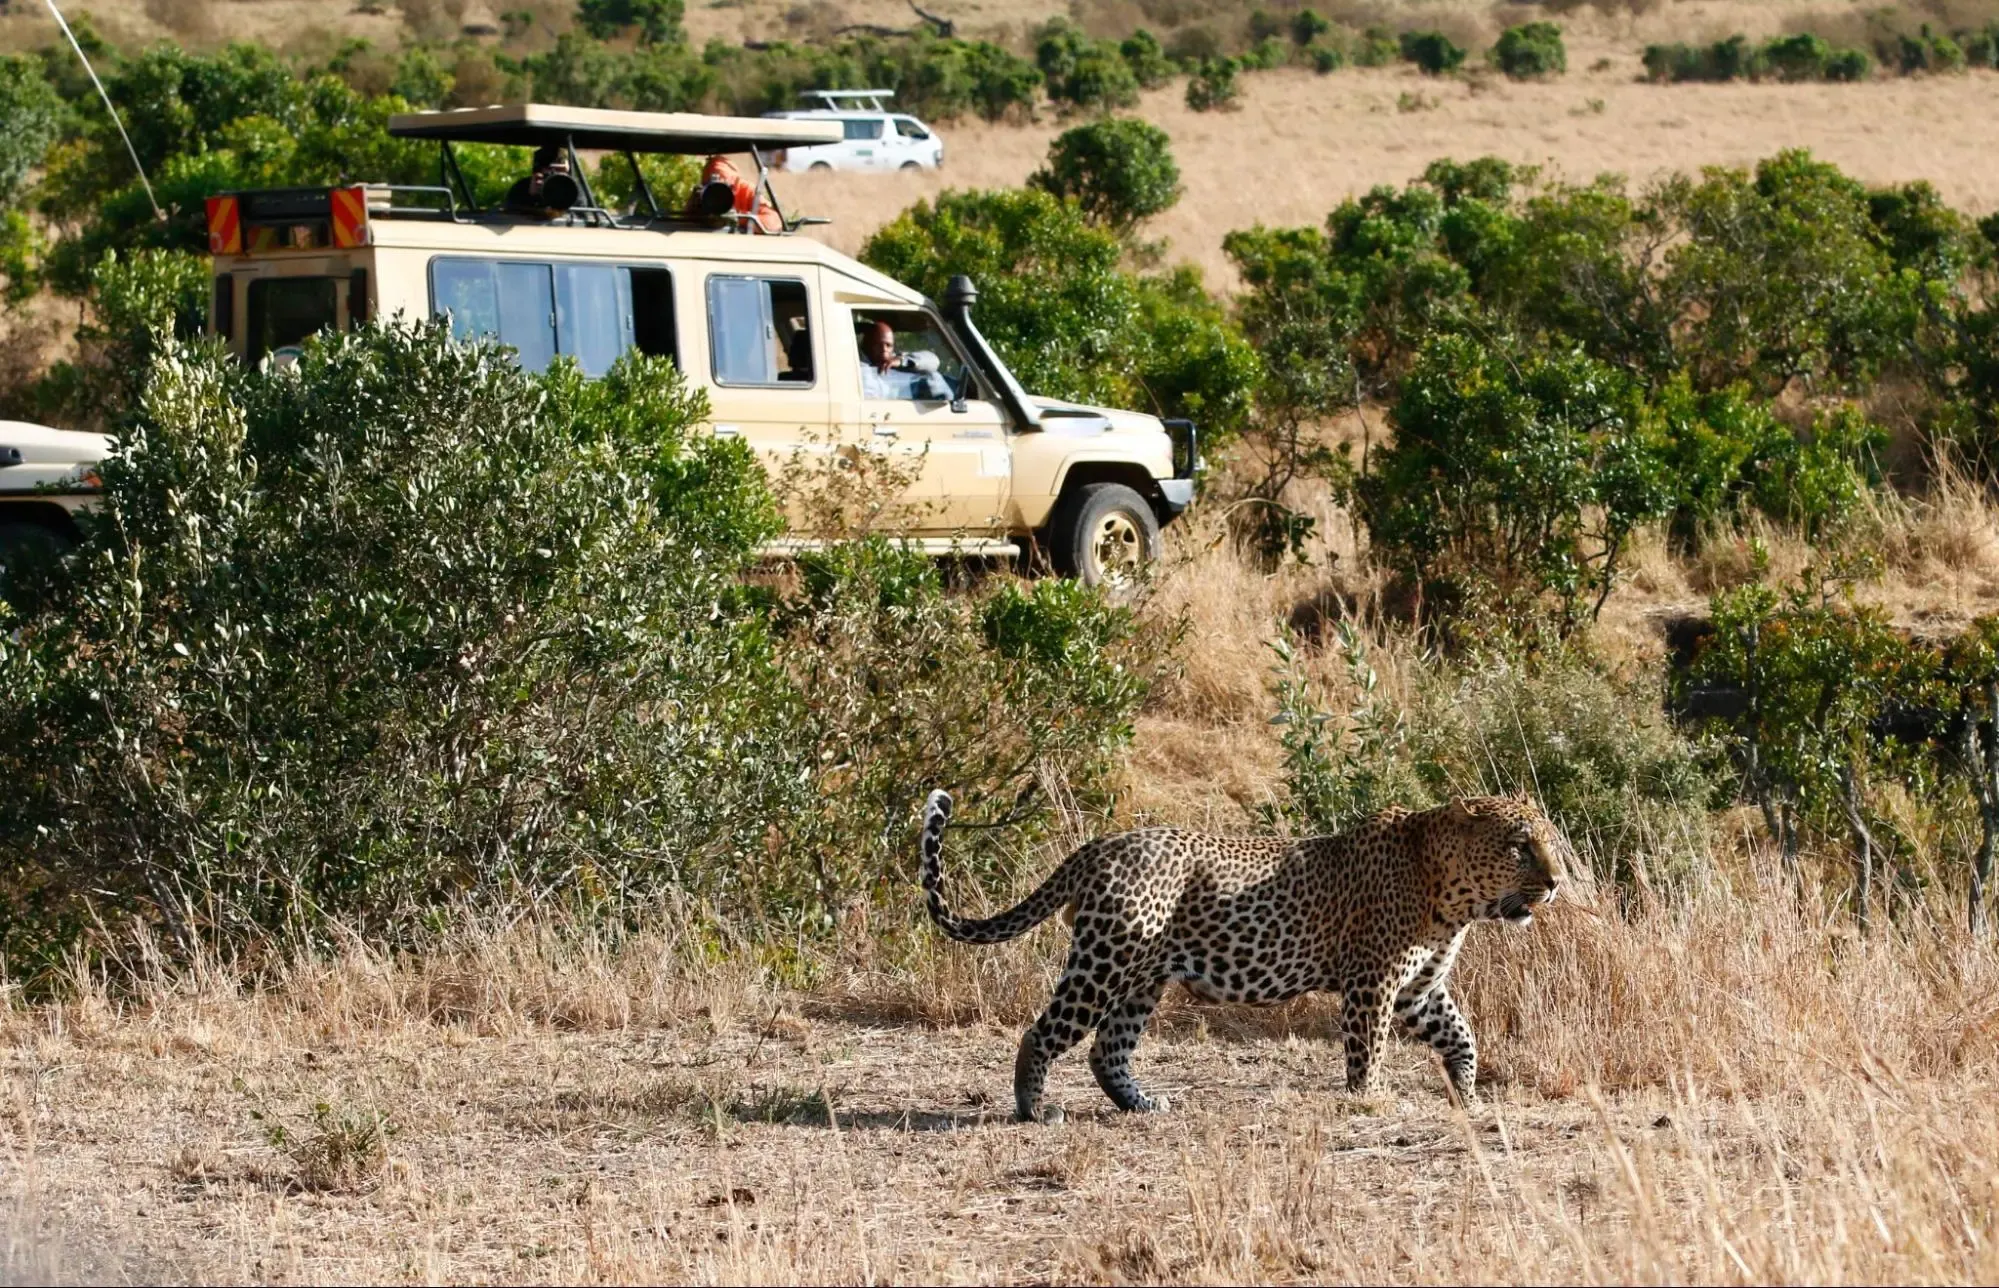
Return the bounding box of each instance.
[330,185,368,249]
[205,194,241,255]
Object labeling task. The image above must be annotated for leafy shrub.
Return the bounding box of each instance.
[1659,150,1935,395]
[0,55,62,212]
[1824,46,1873,80]
[0,325,1165,963]
[1247,9,1286,44]
[1492,22,1566,79]
[1117,28,1175,89]
[1642,35,1752,82]
[1399,30,1467,75]
[1361,332,1673,631]
[1290,9,1331,46]
[1311,46,1345,74]
[1351,25,1400,67]
[1184,57,1240,111]
[1761,32,1834,81]
[1687,582,1923,921]
[24,248,210,429]
[1962,23,1999,67]
[575,0,685,45]
[1036,20,1141,113]
[1894,25,1966,74]
[1030,117,1182,233]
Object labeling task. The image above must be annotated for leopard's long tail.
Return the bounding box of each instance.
[920,790,1082,944]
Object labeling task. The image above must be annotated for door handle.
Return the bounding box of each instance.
[872,424,898,437]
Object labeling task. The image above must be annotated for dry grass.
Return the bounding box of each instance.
[10,845,1999,1283]
[12,494,1999,1283]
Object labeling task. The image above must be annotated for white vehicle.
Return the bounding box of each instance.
[764,90,944,173]
[0,421,111,568]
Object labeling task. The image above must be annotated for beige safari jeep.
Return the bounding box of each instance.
[17,105,1198,586]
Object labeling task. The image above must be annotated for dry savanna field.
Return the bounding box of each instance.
[14,0,1999,1283]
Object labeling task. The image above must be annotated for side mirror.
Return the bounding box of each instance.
[950,395,967,413]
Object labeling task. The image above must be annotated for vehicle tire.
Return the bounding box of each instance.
[810,161,833,172]
[900,161,922,171]
[1047,483,1160,589]
[0,520,67,576]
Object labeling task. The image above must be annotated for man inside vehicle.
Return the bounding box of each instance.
[859,319,950,400]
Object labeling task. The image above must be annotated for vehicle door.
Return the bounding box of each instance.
[840,115,888,171]
[829,295,1008,537]
[891,116,933,167]
[695,267,834,531]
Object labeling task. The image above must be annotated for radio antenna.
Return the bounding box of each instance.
[43,0,164,222]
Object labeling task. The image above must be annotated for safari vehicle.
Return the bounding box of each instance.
[28,105,1197,585]
[763,90,946,173]
[0,421,112,568]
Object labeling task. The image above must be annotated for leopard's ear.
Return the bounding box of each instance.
[1448,797,1478,824]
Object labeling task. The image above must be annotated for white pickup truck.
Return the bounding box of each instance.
[0,421,111,568]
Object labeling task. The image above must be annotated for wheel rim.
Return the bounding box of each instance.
[1090,510,1145,584]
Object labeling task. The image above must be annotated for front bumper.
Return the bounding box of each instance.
[1156,478,1195,520]
[1157,417,1200,523]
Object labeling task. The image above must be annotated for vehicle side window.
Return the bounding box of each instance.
[433,259,556,371]
[431,257,677,374]
[894,117,929,139]
[706,275,814,387]
[496,262,557,373]
[246,277,339,363]
[842,118,884,141]
[852,307,969,402]
[628,267,676,364]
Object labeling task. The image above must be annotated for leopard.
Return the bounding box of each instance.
[918,790,1567,1123]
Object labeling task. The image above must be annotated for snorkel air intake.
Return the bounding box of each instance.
[941,275,1040,431]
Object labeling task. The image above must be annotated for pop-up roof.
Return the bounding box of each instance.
[386,104,844,154]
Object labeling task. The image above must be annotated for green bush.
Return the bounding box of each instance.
[1399,30,1467,75]
[1035,20,1141,113]
[1291,9,1332,46]
[1687,583,1924,922]
[1894,25,1966,74]
[1030,117,1182,233]
[1642,35,1752,82]
[575,0,685,45]
[1659,150,1935,395]
[1184,57,1241,111]
[1117,28,1175,89]
[1361,332,1673,631]
[1760,32,1833,81]
[1351,25,1401,67]
[0,324,1165,964]
[1311,45,1345,74]
[0,55,62,212]
[1492,22,1566,79]
[1824,46,1873,80]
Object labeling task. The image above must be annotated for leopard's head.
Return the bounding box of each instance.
[1438,794,1568,926]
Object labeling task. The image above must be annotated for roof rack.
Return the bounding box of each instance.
[382,104,841,234]
[796,88,897,112]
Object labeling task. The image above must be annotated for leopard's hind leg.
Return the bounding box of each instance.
[1089,971,1170,1113]
[1014,933,1125,1124]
